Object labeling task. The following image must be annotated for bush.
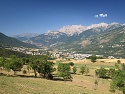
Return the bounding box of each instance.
[23,70,27,74]
[95,67,108,79]
[72,67,77,74]
[69,62,74,66]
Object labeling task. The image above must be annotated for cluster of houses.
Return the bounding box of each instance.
[7,47,116,59]
[51,50,103,60]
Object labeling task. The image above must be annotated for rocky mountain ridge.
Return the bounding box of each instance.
[29,22,123,47]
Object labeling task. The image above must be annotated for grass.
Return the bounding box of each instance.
[0,58,124,94]
[0,76,86,94]
[0,75,122,94]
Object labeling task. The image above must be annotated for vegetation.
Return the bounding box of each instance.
[0,48,30,58]
[110,63,125,94]
[0,54,125,94]
[58,63,72,81]
[85,66,89,75]
[80,66,85,75]
[95,67,108,78]
[72,66,77,74]
[55,26,125,58]
[90,54,97,63]
[0,32,36,48]
[94,79,99,90]
[69,62,74,66]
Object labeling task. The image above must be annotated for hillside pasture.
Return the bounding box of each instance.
[0,58,124,94]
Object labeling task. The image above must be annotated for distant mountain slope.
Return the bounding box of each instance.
[54,26,125,58]
[0,32,36,48]
[30,22,123,47]
[0,48,30,57]
[14,33,38,41]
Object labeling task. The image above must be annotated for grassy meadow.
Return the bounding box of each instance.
[0,58,124,94]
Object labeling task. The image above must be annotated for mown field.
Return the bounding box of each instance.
[0,58,124,94]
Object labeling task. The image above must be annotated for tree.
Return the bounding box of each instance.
[117,60,121,64]
[90,54,97,63]
[22,70,27,74]
[69,62,74,66]
[6,55,23,75]
[29,55,54,79]
[0,57,6,68]
[0,57,6,73]
[72,67,77,74]
[85,67,89,76]
[27,65,31,75]
[110,63,125,94]
[80,66,85,75]
[95,67,108,78]
[30,59,40,78]
[37,60,54,79]
[58,63,72,81]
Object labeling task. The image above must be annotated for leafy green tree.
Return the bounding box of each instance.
[0,57,6,73]
[0,57,6,67]
[22,57,30,65]
[58,63,72,81]
[95,67,107,78]
[29,56,54,79]
[110,63,125,94]
[90,54,97,63]
[80,66,85,75]
[69,62,74,66]
[37,60,54,79]
[6,55,23,75]
[72,67,77,74]
[117,60,121,64]
[30,59,40,78]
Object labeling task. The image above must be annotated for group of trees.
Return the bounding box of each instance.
[0,55,23,75]
[95,61,125,94]
[2,53,125,93]
[0,55,55,79]
[57,62,90,81]
[0,55,91,82]
[110,63,125,94]
[80,65,89,75]
[0,48,30,58]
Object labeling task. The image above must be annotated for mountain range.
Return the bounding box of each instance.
[14,33,38,41]
[13,22,125,57]
[27,23,125,57]
[22,22,123,46]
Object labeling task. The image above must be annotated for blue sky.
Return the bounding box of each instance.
[0,0,125,36]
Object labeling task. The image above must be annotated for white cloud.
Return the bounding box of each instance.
[95,13,108,18]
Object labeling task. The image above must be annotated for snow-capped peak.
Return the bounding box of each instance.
[44,22,123,36]
[87,22,108,29]
[58,25,87,35]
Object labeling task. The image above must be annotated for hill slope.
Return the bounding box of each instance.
[55,26,125,58]
[0,32,36,48]
[0,76,119,94]
[30,22,123,47]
